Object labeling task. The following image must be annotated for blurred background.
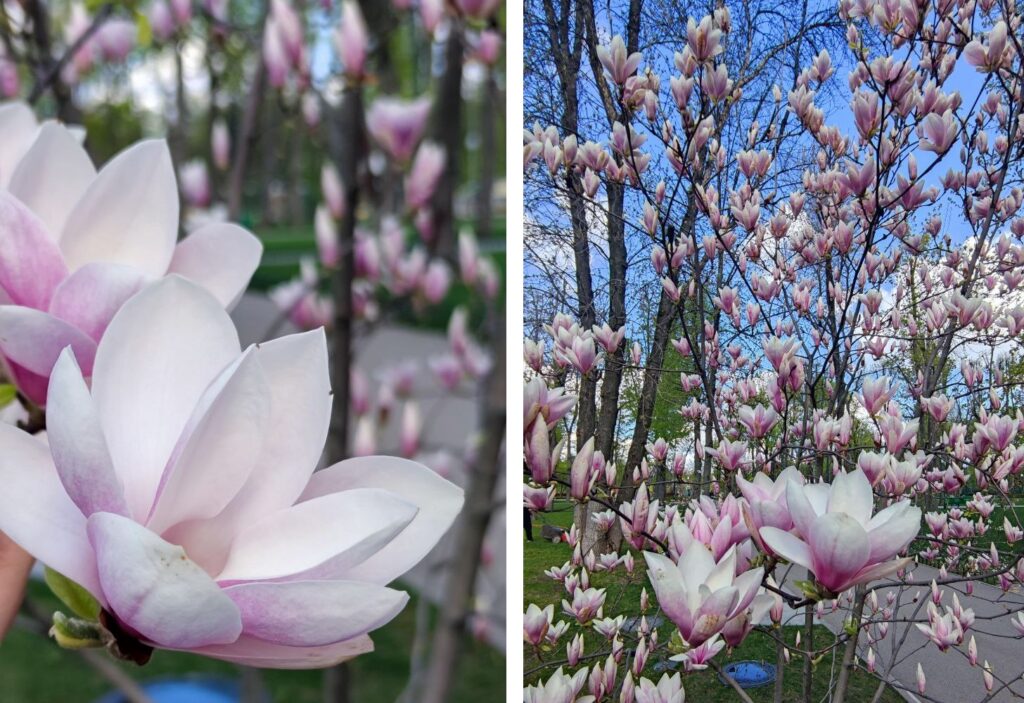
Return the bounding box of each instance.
[0,0,506,700]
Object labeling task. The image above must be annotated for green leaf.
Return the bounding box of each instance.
[44,567,101,621]
[49,612,107,650]
[135,11,152,49]
[0,384,16,409]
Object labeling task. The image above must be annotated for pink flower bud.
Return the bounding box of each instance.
[334,1,368,79]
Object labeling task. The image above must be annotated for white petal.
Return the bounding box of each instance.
[60,140,179,277]
[186,634,374,669]
[216,489,418,582]
[0,423,101,596]
[169,223,263,309]
[827,470,874,526]
[165,330,332,573]
[297,456,464,584]
[91,277,239,520]
[146,351,271,534]
[47,262,147,341]
[223,580,408,647]
[0,189,68,309]
[0,306,97,377]
[8,122,96,238]
[759,527,813,572]
[0,103,38,187]
[87,512,241,648]
[47,348,128,518]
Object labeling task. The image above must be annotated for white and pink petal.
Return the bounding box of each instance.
[87,512,241,649]
[169,223,263,309]
[223,580,407,647]
[297,456,463,584]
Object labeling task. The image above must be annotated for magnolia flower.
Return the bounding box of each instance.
[269,258,333,331]
[367,96,432,162]
[179,159,211,208]
[596,35,641,85]
[96,20,137,62]
[314,205,339,268]
[321,162,346,220]
[211,119,231,171]
[644,545,763,647]
[405,142,446,210]
[524,667,592,703]
[149,0,176,42]
[524,604,554,646]
[334,1,369,79]
[634,672,685,703]
[736,467,804,555]
[0,111,261,406]
[0,277,462,667]
[759,470,921,595]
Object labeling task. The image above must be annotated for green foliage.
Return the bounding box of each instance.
[0,384,16,409]
[81,103,145,164]
[43,568,101,621]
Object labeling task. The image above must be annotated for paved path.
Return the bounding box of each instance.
[777,564,1024,702]
[232,294,507,651]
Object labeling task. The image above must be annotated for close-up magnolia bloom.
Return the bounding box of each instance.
[644,544,763,647]
[760,469,921,594]
[0,102,262,407]
[0,277,463,667]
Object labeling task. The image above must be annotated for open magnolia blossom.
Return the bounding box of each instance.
[0,276,463,668]
[0,101,262,406]
[759,469,921,595]
[643,542,763,647]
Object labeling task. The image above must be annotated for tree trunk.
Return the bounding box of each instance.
[622,287,675,479]
[430,25,464,260]
[322,87,367,703]
[227,1,270,221]
[421,317,505,703]
[832,588,867,703]
[594,178,627,456]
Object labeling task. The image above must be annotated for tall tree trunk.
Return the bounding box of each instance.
[594,178,627,457]
[421,316,505,703]
[430,25,464,260]
[322,87,367,703]
[227,1,269,221]
[171,47,188,168]
[623,287,675,478]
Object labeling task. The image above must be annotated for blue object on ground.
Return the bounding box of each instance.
[93,676,267,703]
[718,660,777,689]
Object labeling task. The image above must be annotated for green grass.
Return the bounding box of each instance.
[524,504,901,702]
[2,581,503,703]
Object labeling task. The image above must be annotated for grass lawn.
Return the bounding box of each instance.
[524,502,902,702]
[1,581,503,703]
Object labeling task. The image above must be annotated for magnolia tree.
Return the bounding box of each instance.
[524,0,1024,701]
[0,0,505,700]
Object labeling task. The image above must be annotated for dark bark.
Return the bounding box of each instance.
[171,48,188,168]
[227,1,270,221]
[322,88,367,703]
[24,0,89,121]
[421,316,505,703]
[594,178,627,458]
[622,286,676,478]
[475,64,498,237]
[430,25,464,260]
